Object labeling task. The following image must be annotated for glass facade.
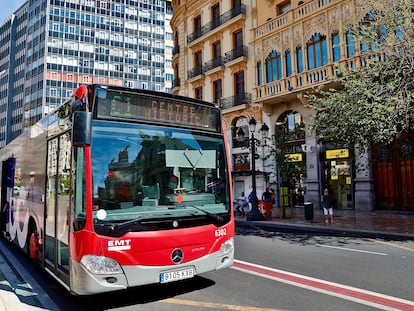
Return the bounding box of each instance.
[0,0,172,146]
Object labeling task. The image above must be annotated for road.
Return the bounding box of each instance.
[1,225,414,311]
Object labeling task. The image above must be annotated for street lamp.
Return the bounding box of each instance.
[237,117,269,221]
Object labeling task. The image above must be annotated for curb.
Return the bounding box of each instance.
[235,219,414,241]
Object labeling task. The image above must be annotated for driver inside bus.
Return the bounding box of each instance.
[169,175,178,191]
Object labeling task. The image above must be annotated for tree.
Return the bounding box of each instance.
[307,0,414,153]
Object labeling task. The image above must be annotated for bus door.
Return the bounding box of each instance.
[45,133,71,286]
[1,158,15,233]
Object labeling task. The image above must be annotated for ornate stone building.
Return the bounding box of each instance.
[170,0,414,211]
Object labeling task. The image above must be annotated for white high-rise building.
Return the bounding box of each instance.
[0,0,173,147]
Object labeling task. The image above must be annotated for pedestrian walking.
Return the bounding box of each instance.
[321,188,334,224]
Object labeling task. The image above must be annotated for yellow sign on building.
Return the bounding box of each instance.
[286,153,303,162]
[326,149,349,159]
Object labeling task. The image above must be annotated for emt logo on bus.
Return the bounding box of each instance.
[108,239,132,251]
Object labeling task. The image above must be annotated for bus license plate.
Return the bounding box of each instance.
[160,267,195,283]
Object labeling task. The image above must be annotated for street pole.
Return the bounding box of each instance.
[246,118,264,221]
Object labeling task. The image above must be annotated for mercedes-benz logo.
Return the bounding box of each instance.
[171,248,184,264]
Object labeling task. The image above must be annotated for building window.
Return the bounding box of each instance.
[212,3,220,27]
[277,1,291,15]
[232,0,241,9]
[213,41,221,58]
[296,45,303,73]
[234,71,245,96]
[233,117,249,148]
[265,51,282,82]
[233,29,243,48]
[194,15,201,33]
[346,31,355,58]
[285,49,292,77]
[256,61,262,86]
[359,12,375,53]
[306,33,328,70]
[213,79,222,103]
[195,86,203,100]
[195,50,202,68]
[332,30,341,62]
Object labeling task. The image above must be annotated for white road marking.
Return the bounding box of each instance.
[316,244,388,256]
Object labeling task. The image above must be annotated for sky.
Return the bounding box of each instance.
[0,1,26,24]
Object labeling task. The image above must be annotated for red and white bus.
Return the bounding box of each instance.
[0,84,234,295]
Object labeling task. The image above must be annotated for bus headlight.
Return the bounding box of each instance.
[80,255,123,275]
[219,237,234,255]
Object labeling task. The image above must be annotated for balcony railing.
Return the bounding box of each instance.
[220,93,251,109]
[204,56,225,72]
[255,63,336,100]
[172,45,180,56]
[254,0,337,40]
[224,46,248,63]
[172,78,181,88]
[187,66,203,79]
[187,4,246,43]
[232,137,249,148]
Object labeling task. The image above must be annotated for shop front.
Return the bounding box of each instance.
[320,148,353,209]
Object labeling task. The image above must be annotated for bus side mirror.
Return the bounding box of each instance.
[72,111,92,146]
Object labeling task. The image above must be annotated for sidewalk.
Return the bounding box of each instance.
[235,207,414,240]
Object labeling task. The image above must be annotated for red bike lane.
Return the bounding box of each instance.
[233,260,414,311]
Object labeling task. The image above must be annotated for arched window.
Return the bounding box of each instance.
[296,45,303,73]
[307,33,328,70]
[346,30,355,58]
[285,49,292,77]
[331,30,340,62]
[265,50,282,82]
[359,12,386,53]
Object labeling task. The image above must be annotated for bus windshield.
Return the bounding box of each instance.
[89,120,229,233]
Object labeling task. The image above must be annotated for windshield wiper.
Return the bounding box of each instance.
[188,205,224,223]
[108,216,147,231]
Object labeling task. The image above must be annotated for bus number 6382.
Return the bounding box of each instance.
[215,228,227,237]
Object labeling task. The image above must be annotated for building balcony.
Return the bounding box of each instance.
[187,4,246,44]
[219,93,251,109]
[204,56,225,73]
[254,63,338,102]
[224,46,248,64]
[187,66,204,80]
[254,0,338,41]
[172,78,181,89]
[172,45,180,56]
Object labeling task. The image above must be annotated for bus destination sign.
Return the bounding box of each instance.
[96,89,220,132]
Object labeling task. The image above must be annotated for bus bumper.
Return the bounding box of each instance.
[70,238,234,295]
